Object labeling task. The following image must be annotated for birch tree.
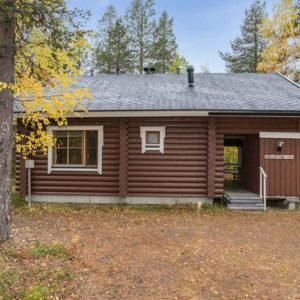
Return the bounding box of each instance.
[0,0,15,241]
[0,0,90,241]
[258,0,300,81]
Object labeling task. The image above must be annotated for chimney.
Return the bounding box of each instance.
[90,69,94,76]
[187,65,194,87]
[144,67,156,74]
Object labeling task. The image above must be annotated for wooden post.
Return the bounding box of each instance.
[207,117,216,199]
[297,119,300,131]
[119,118,128,198]
[19,156,27,196]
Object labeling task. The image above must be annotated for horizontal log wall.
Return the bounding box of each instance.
[215,133,224,197]
[15,116,300,199]
[16,118,120,196]
[216,117,300,197]
[216,117,300,134]
[260,138,300,197]
[127,118,209,197]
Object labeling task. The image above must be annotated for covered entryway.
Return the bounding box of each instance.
[224,135,260,194]
[224,135,265,210]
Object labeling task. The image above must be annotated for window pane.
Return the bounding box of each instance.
[87,131,98,148]
[69,149,82,164]
[146,131,160,144]
[55,131,68,148]
[56,149,67,164]
[69,131,82,148]
[86,131,98,166]
[86,149,97,166]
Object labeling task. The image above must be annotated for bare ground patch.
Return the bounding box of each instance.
[1,204,300,299]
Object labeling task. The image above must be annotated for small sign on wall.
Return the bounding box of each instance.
[264,155,294,160]
[25,160,35,169]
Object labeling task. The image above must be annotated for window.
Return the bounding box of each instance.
[47,126,103,174]
[140,127,166,153]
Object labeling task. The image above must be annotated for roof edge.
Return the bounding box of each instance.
[276,72,300,88]
[14,110,300,118]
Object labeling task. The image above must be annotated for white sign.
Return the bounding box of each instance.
[264,155,294,160]
[25,160,35,169]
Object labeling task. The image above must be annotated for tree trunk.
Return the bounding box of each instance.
[0,0,15,242]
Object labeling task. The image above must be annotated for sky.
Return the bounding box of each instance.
[67,0,278,73]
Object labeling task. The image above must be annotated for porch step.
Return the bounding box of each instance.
[228,203,265,211]
[229,198,262,205]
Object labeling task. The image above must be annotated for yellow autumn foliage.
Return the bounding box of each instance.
[258,0,300,81]
[0,25,91,158]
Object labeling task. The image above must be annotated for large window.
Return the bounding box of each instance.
[47,126,103,174]
[54,130,98,166]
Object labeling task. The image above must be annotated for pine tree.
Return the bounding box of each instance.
[219,0,266,73]
[125,0,156,73]
[108,19,133,73]
[151,11,178,73]
[94,5,118,74]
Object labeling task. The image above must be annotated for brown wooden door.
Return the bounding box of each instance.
[260,138,300,197]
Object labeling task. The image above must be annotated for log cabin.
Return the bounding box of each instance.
[15,68,300,210]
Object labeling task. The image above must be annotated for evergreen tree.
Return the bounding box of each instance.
[219,0,266,73]
[151,11,178,73]
[108,19,133,73]
[169,55,188,73]
[94,5,118,73]
[125,0,156,73]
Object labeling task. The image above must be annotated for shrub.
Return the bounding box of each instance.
[31,242,68,258]
[24,285,49,300]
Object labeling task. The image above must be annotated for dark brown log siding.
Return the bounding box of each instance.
[127,118,209,196]
[260,138,300,196]
[15,116,300,199]
[16,118,120,196]
[216,117,300,197]
[243,135,260,193]
[215,133,224,197]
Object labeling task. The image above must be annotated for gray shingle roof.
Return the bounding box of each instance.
[76,73,300,113]
[14,73,300,114]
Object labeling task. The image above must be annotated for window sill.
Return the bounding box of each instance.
[49,167,101,175]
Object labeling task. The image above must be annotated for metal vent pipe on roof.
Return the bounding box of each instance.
[187,65,194,87]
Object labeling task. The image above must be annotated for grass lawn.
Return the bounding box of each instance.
[1,196,300,299]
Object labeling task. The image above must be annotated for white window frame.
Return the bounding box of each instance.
[47,125,104,175]
[140,126,166,154]
[259,132,300,139]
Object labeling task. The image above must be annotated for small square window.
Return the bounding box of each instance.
[146,131,160,145]
[140,127,166,153]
